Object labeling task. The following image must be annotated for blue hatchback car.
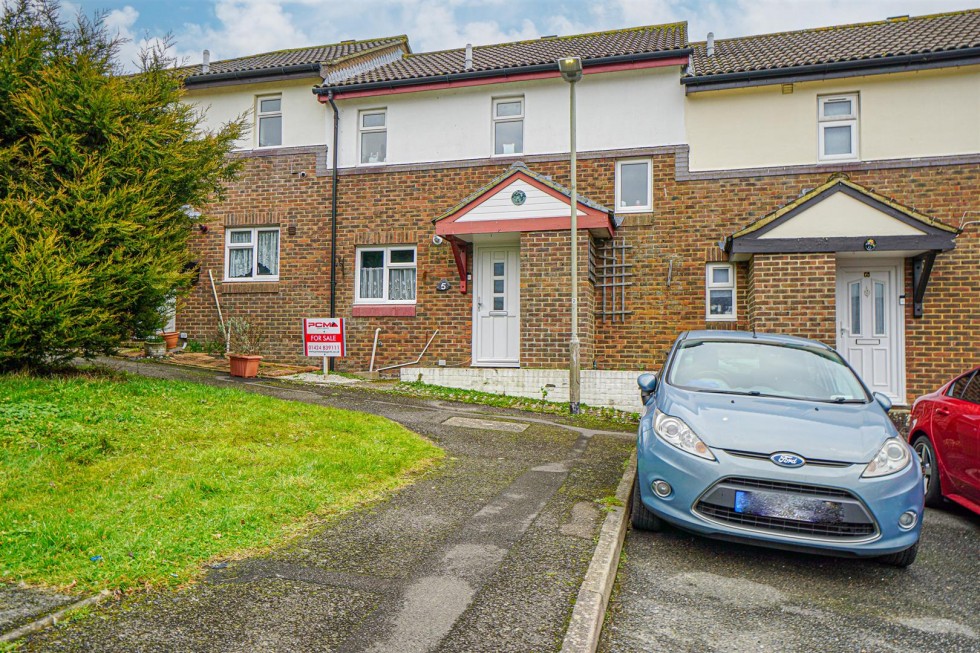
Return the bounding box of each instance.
[633,331,924,567]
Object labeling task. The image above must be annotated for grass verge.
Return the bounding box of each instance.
[0,369,442,594]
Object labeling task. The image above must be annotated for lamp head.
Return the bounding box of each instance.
[557,56,582,82]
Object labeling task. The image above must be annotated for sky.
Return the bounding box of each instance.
[57,0,980,71]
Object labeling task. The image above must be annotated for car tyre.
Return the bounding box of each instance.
[630,474,664,532]
[878,541,919,568]
[912,435,944,507]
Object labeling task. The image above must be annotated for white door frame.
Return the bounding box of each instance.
[471,242,520,367]
[835,258,906,405]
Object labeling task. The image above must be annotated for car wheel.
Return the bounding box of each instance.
[912,435,943,507]
[630,474,663,532]
[878,541,919,568]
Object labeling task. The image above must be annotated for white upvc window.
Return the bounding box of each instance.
[706,263,736,321]
[355,246,417,304]
[492,97,524,155]
[359,109,387,164]
[256,95,282,147]
[225,227,280,281]
[615,159,652,212]
[818,93,859,161]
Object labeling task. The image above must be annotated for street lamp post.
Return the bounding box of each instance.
[558,56,583,414]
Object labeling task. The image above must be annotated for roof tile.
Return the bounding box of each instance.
[689,10,980,78]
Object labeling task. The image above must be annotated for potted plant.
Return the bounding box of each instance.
[161,331,180,349]
[144,334,166,358]
[223,317,263,378]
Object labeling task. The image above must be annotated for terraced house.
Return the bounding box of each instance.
[176,10,980,410]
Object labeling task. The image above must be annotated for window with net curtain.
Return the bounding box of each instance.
[226,228,279,280]
[357,246,416,303]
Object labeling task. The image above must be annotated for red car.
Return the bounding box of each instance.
[908,367,980,515]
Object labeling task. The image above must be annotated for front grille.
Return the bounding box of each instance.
[696,504,876,538]
[722,476,853,498]
[724,449,853,468]
[694,476,878,541]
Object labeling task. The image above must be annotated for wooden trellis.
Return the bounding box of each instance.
[591,237,633,322]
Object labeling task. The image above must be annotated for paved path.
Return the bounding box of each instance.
[600,503,980,653]
[18,359,633,652]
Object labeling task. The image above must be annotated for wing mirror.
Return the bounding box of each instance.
[873,392,892,412]
[637,373,658,404]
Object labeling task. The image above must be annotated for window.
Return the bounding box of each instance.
[615,159,652,212]
[257,95,282,147]
[948,371,976,399]
[818,94,858,160]
[225,228,280,281]
[493,98,523,155]
[706,263,735,320]
[355,246,416,303]
[359,109,387,164]
[963,374,980,405]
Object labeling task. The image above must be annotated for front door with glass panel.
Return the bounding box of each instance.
[473,246,520,366]
[836,263,904,403]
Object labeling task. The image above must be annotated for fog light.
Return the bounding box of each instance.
[652,480,672,498]
[898,510,917,530]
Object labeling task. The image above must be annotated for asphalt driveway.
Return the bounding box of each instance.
[600,503,980,653]
[14,359,633,652]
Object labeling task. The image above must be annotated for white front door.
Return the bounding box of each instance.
[836,262,905,404]
[473,246,520,366]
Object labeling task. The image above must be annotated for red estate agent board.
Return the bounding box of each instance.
[303,318,346,357]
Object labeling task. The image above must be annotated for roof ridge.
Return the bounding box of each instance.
[399,21,687,60]
[200,35,408,67]
[694,8,979,46]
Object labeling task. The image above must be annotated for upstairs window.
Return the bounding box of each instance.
[356,246,416,303]
[225,228,280,281]
[818,94,858,161]
[706,263,736,321]
[257,95,282,147]
[493,98,524,155]
[615,159,652,212]
[359,109,387,164]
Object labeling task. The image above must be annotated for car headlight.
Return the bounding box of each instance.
[861,438,912,478]
[653,410,716,461]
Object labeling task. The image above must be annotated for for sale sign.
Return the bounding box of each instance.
[303,318,346,357]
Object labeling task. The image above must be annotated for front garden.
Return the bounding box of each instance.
[0,369,442,593]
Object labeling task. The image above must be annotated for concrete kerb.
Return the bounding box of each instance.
[0,590,111,644]
[560,450,636,653]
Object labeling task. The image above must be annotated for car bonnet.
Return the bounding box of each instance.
[658,386,896,463]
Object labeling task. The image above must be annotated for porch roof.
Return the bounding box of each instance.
[433,162,616,240]
[725,174,959,256]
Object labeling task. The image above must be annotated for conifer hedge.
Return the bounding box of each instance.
[0,0,244,371]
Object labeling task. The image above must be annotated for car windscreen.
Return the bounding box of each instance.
[667,339,869,402]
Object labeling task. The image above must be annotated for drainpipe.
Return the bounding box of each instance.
[326,90,340,371]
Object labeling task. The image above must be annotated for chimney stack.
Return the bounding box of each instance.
[706,33,714,57]
[464,43,473,70]
[202,49,210,73]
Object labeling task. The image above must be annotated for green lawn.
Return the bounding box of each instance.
[0,370,442,593]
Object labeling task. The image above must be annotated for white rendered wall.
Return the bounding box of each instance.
[184,78,328,150]
[329,66,686,168]
[402,367,646,413]
[686,65,980,171]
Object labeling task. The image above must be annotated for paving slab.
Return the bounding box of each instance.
[13,358,633,652]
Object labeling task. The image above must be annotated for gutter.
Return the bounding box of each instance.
[184,62,322,86]
[682,47,980,89]
[326,90,340,374]
[314,48,693,96]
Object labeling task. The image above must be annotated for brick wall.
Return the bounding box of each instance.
[178,146,979,399]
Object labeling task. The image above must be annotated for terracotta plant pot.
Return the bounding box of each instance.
[161,331,180,349]
[228,354,262,378]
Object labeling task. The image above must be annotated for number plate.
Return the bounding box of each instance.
[734,490,844,523]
